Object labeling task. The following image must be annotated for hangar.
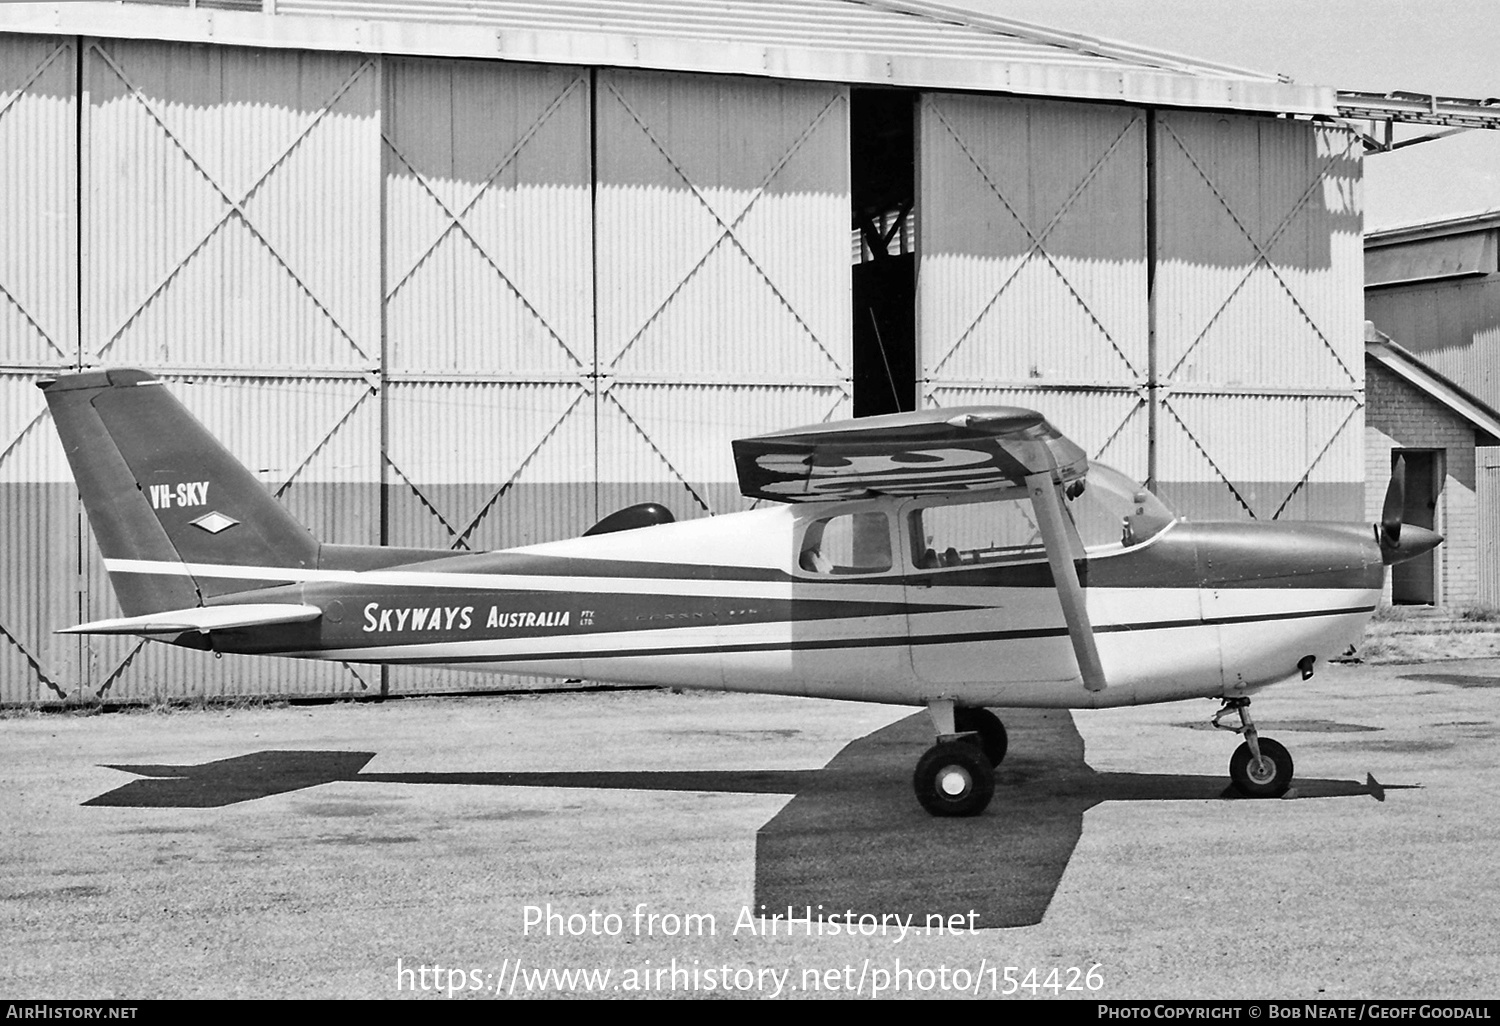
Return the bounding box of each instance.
[0,1,1366,703]
[1365,212,1500,606]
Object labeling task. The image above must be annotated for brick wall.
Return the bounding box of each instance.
[1364,361,1479,605]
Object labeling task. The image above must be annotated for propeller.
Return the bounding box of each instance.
[1378,456,1442,566]
[1380,455,1406,549]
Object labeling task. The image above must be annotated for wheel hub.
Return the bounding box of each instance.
[938,767,971,797]
[1247,756,1276,785]
[914,737,996,816]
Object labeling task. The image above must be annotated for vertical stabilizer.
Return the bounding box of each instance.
[41,369,320,614]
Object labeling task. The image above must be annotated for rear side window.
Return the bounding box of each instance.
[798,512,892,575]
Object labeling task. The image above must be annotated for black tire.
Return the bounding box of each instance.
[1229,737,1294,798]
[913,741,995,817]
[955,707,1008,767]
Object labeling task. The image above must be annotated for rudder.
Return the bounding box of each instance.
[41,369,320,615]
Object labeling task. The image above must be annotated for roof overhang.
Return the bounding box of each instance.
[0,2,1336,115]
[1365,327,1500,441]
[1366,210,1500,248]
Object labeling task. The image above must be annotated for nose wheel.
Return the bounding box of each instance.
[1214,698,1294,798]
[913,700,1000,816]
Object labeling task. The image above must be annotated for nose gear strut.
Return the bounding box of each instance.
[1212,697,1295,798]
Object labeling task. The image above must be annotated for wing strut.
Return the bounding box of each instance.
[1025,472,1107,692]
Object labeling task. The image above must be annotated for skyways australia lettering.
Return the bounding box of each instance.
[361,604,571,634]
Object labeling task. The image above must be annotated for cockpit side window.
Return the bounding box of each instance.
[900,464,1175,568]
[908,496,1045,569]
[798,511,892,575]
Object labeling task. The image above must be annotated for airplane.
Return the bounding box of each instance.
[40,368,1441,817]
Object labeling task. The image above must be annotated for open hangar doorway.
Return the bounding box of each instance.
[851,88,917,418]
[1391,449,1441,605]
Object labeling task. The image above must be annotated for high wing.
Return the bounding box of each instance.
[734,406,1104,692]
[731,406,1088,503]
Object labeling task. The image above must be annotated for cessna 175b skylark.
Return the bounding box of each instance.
[43,369,1440,816]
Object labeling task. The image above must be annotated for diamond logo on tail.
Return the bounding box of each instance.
[190,511,239,534]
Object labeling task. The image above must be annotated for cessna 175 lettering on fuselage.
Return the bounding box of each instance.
[42,369,1441,816]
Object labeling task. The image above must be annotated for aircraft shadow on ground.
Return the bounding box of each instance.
[85,711,1399,929]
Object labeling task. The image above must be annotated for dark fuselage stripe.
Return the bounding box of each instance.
[303,604,1375,665]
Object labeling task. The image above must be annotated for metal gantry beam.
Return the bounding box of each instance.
[1337,90,1500,152]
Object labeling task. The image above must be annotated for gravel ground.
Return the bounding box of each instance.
[2,659,1497,1000]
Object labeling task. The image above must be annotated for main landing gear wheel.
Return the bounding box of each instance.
[955,707,1008,767]
[1229,737,1294,799]
[913,741,995,817]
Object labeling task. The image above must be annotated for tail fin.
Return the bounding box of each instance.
[41,369,320,615]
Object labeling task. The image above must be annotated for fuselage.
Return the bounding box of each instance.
[160,497,1386,711]
[40,372,1421,725]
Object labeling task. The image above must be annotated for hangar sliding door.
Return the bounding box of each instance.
[918,100,1363,523]
[1152,113,1364,521]
[595,70,852,518]
[79,38,384,701]
[382,58,593,693]
[0,34,79,703]
[916,94,1150,481]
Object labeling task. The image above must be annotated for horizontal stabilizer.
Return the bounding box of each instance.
[57,604,323,636]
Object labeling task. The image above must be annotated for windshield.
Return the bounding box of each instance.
[1065,463,1175,550]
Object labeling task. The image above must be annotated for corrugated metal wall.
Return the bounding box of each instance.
[595,70,852,519]
[82,39,382,371]
[1366,277,1500,409]
[77,38,384,702]
[0,34,79,702]
[0,37,853,702]
[917,93,1151,479]
[0,32,1362,703]
[918,98,1364,520]
[1153,113,1364,521]
[1,34,76,370]
[381,57,594,693]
